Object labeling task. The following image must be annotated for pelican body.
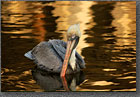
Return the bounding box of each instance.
[24,24,85,76]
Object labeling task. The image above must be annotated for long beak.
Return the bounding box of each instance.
[60,40,76,77]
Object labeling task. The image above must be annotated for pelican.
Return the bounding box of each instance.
[24,24,85,77]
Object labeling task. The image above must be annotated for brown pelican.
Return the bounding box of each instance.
[24,24,85,77]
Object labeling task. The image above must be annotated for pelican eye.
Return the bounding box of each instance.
[71,35,76,39]
[69,35,76,41]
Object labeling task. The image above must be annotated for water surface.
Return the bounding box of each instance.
[1,1,136,91]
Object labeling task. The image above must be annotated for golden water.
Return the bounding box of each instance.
[1,1,136,91]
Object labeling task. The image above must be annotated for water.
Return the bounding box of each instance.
[1,1,136,91]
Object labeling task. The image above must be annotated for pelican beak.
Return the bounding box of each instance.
[60,36,79,77]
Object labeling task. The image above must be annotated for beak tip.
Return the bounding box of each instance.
[60,72,65,78]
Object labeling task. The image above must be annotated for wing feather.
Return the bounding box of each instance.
[30,41,62,73]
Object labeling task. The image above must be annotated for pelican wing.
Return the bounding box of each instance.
[25,41,63,73]
[50,40,66,60]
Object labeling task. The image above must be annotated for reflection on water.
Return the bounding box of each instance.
[1,1,136,91]
[32,67,85,91]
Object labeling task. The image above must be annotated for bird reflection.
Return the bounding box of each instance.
[31,67,85,91]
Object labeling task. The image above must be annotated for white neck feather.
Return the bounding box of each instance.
[69,49,76,71]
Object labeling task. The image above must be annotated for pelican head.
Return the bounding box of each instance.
[67,24,81,50]
[61,24,81,77]
[67,24,81,40]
